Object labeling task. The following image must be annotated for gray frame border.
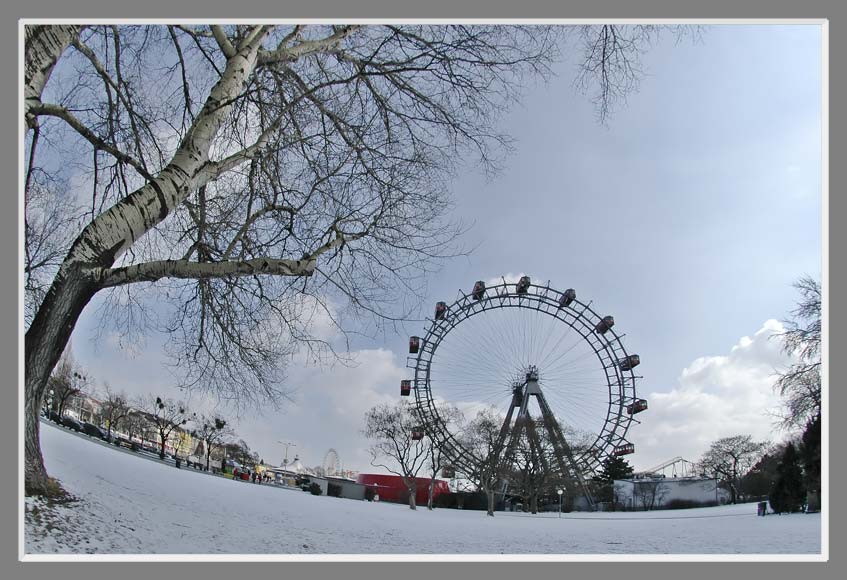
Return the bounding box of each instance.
[2,1,840,580]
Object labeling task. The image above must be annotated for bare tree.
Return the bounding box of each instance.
[98,382,130,440]
[424,404,462,510]
[24,178,83,328]
[508,430,545,513]
[461,408,510,516]
[47,349,89,418]
[516,423,564,514]
[634,479,669,511]
[223,439,258,469]
[191,414,234,471]
[771,277,823,512]
[142,395,192,460]
[697,435,768,504]
[774,276,821,429]
[23,23,686,495]
[573,24,700,122]
[170,429,190,464]
[501,421,594,514]
[363,402,429,509]
[114,409,148,447]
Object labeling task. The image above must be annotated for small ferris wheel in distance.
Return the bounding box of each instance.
[401,276,648,507]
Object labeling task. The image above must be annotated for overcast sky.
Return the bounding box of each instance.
[68,24,822,475]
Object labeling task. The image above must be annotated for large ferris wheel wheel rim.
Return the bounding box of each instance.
[407,279,641,478]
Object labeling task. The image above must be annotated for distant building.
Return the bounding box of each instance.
[356,473,450,504]
[613,475,730,510]
[296,475,369,500]
[66,392,102,424]
[327,476,367,500]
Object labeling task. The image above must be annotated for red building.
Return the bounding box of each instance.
[356,473,450,504]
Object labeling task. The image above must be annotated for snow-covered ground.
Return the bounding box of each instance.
[25,422,822,556]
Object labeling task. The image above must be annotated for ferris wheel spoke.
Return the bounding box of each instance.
[544,393,605,424]
[542,342,601,376]
[534,315,567,369]
[537,339,588,376]
[545,390,608,412]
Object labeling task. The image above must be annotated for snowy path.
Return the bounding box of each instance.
[25,423,822,555]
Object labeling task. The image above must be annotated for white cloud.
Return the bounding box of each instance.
[628,319,794,471]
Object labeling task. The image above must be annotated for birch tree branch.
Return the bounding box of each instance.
[99,221,369,288]
[99,256,317,287]
[27,102,153,180]
[210,25,236,58]
[257,25,361,64]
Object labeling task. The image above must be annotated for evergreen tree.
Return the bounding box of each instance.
[741,450,782,499]
[769,442,806,514]
[800,414,821,511]
[592,456,635,509]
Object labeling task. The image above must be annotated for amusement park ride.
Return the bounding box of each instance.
[401,276,649,508]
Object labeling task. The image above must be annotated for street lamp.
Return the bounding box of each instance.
[557,489,564,518]
[277,441,296,470]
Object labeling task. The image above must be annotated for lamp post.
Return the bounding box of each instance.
[557,489,564,518]
[277,441,296,471]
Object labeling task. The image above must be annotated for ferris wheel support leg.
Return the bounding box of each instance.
[490,396,521,496]
[523,415,552,476]
[499,388,533,482]
[495,396,520,456]
[535,391,596,509]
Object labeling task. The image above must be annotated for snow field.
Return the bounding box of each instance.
[25,422,822,555]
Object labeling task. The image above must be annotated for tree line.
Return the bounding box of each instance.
[42,348,270,474]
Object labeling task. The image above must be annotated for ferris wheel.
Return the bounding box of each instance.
[402,276,648,504]
[322,448,340,476]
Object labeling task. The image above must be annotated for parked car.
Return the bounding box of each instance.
[109,435,137,450]
[60,415,83,432]
[47,410,62,424]
[82,422,108,440]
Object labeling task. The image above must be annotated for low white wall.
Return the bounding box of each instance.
[614,477,729,509]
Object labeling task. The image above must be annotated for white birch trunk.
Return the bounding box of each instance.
[24,28,270,495]
[24,25,81,127]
